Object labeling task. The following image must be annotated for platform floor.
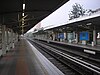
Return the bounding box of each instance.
[0,38,64,75]
[49,40,100,51]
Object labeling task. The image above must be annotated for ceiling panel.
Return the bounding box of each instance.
[0,0,69,34]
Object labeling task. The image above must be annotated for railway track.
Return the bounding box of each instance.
[37,40,100,67]
[28,39,100,75]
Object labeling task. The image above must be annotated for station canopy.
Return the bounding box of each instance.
[0,0,69,34]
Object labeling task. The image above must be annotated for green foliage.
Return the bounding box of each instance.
[69,3,86,20]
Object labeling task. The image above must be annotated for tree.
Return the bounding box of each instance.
[69,3,86,20]
[87,9,97,15]
[34,28,37,32]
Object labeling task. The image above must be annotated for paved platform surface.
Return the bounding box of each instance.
[59,41,100,51]
[0,38,64,75]
[45,39,100,51]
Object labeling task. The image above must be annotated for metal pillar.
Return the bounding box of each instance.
[15,33,18,42]
[0,25,2,56]
[7,29,11,51]
[6,28,9,51]
[10,29,14,49]
[13,32,18,48]
[2,25,6,55]
[8,29,12,50]
[76,32,78,43]
[53,33,55,41]
[93,30,96,45]
[13,33,16,45]
[64,32,66,41]
[11,30,15,48]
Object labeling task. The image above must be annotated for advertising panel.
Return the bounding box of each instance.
[58,33,64,39]
[80,32,89,41]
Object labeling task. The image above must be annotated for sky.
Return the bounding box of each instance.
[27,0,100,33]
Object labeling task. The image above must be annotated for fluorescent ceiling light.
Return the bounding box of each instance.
[78,25,82,27]
[86,23,92,26]
[22,13,24,16]
[23,4,25,10]
[22,23,24,26]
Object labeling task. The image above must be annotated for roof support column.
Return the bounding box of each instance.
[15,33,18,42]
[13,32,18,47]
[93,29,97,46]
[53,33,56,41]
[12,32,15,48]
[75,32,78,43]
[10,29,15,49]
[0,25,2,56]
[7,29,11,51]
[6,28,9,51]
[2,25,6,55]
[8,29,13,49]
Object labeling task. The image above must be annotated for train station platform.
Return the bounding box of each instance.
[0,38,64,75]
[55,41,100,51]
[38,39,100,52]
[36,39,100,59]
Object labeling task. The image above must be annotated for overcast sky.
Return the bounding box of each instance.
[27,0,100,33]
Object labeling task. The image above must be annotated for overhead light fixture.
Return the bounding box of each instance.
[86,23,92,26]
[67,27,70,29]
[78,25,82,27]
[22,13,24,16]
[23,4,25,10]
[22,23,24,26]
